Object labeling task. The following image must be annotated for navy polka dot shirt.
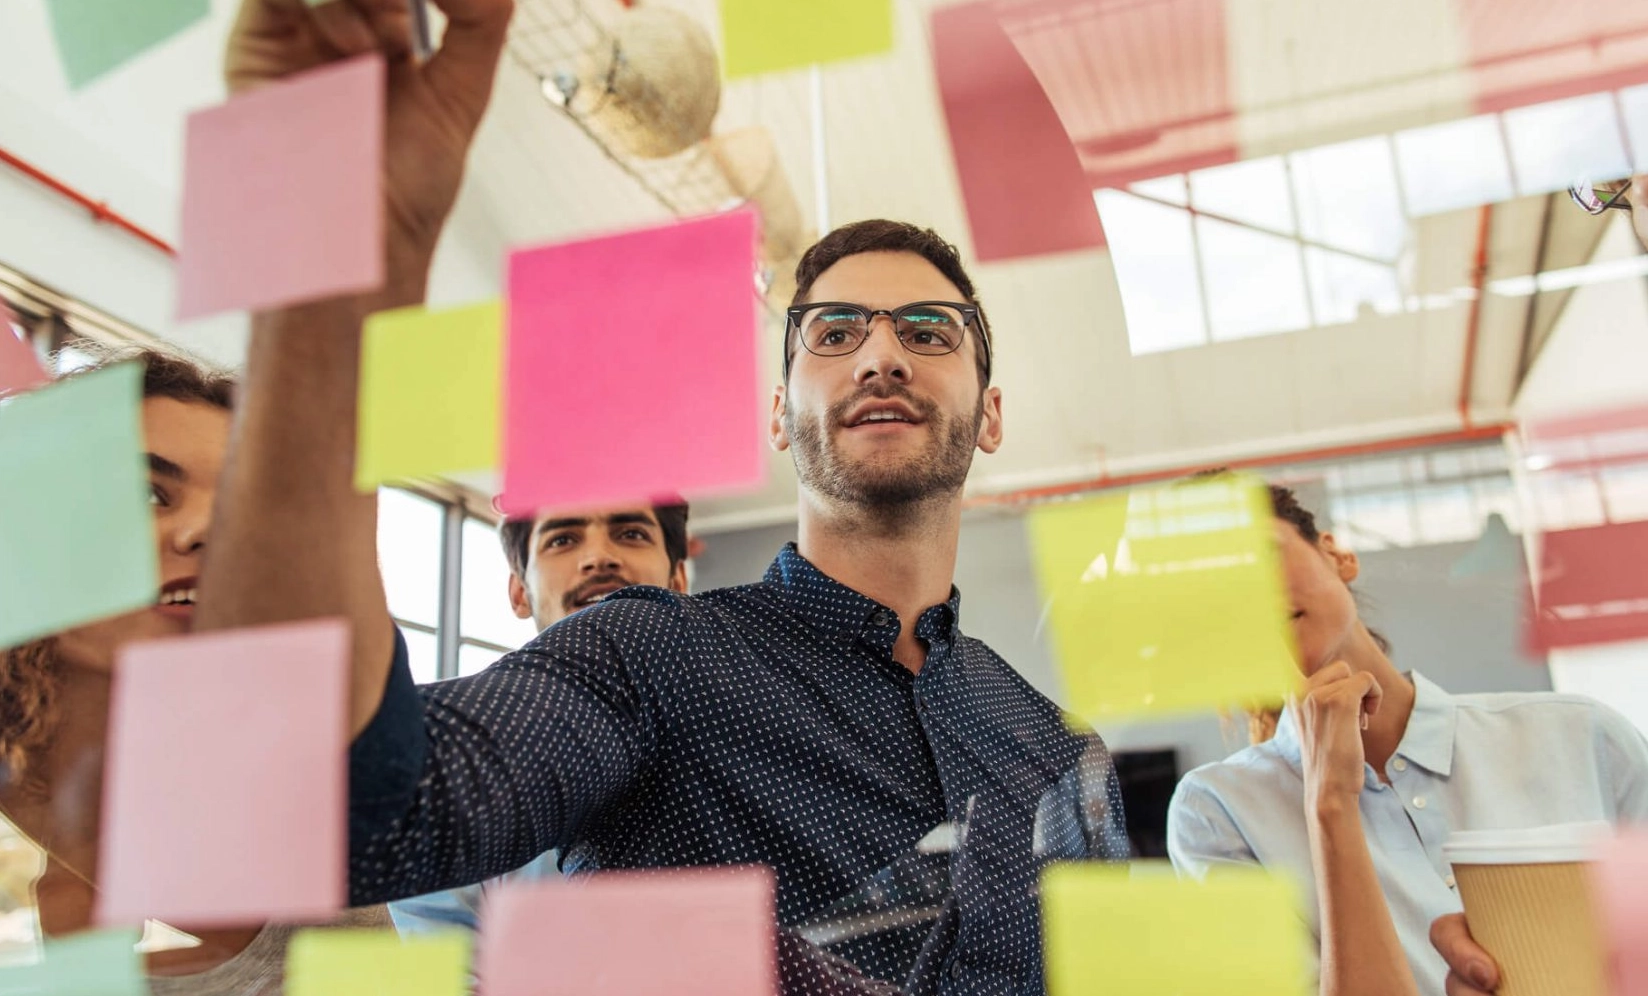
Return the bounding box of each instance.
[349,544,1128,993]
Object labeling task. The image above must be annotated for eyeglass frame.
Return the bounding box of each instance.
[783,300,992,382]
[1568,177,1635,215]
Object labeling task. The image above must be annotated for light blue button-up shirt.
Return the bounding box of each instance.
[388,849,561,935]
[1167,672,1648,996]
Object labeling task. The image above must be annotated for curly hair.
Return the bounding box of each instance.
[0,343,233,785]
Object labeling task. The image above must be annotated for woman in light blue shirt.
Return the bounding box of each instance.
[1167,483,1648,996]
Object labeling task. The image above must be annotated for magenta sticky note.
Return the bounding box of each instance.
[97,619,350,927]
[1594,832,1648,996]
[500,211,765,515]
[0,303,49,396]
[176,55,383,320]
[477,867,776,996]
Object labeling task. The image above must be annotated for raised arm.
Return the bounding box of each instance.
[195,0,512,735]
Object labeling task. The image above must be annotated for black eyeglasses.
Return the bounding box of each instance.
[784,300,990,379]
[1569,177,1635,215]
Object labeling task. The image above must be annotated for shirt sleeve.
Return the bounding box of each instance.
[1165,775,1262,879]
[346,598,684,906]
[388,885,484,935]
[1592,700,1648,823]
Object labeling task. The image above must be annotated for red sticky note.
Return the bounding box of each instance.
[500,211,765,515]
[1525,521,1648,652]
[477,867,776,996]
[176,55,384,320]
[930,1,1106,262]
[0,303,49,396]
[1593,832,1648,996]
[97,619,350,927]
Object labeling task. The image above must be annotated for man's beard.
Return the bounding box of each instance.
[785,384,982,512]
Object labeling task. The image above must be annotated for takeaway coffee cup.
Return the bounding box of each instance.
[1442,822,1609,996]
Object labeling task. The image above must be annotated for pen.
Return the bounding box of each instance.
[409,0,433,59]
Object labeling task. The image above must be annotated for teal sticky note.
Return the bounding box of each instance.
[0,363,157,650]
[45,0,210,89]
[0,928,144,995]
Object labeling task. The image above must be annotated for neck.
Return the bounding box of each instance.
[796,488,963,673]
[1337,625,1415,776]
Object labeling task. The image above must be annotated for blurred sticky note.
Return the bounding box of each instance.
[98,619,350,927]
[0,928,144,996]
[46,0,208,88]
[356,300,502,490]
[500,211,764,515]
[287,929,470,996]
[1027,474,1299,720]
[1593,832,1648,996]
[177,54,384,321]
[477,867,776,996]
[719,0,893,79]
[0,363,155,651]
[0,303,49,396]
[1042,864,1308,996]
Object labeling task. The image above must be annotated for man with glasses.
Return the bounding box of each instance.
[199,2,1128,991]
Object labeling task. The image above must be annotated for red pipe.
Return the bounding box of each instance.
[0,145,175,256]
[1458,204,1493,429]
[966,421,1515,508]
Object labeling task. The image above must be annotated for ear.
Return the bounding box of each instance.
[975,386,1004,455]
[769,383,790,453]
[668,560,689,594]
[1320,532,1361,584]
[508,573,534,620]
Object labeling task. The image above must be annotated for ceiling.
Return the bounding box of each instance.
[3,0,1642,532]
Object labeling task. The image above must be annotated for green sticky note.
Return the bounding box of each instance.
[0,363,156,651]
[1042,864,1309,996]
[45,0,210,89]
[0,928,145,996]
[1027,474,1300,721]
[355,301,502,491]
[719,0,893,79]
[287,928,470,996]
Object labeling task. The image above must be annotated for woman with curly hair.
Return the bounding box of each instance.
[0,344,383,993]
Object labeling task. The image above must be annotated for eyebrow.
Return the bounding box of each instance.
[533,512,659,541]
[148,453,186,482]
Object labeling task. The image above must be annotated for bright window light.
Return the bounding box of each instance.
[1502,93,1631,197]
[1393,115,1515,216]
[1095,189,1208,354]
[1195,215,1313,341]
[1188,156,1295,233]
[1622,84,1648,171]
[1127,174,1188,206]
[1304,248,1404,326]
[378,488,443,627]
[1290,135,1407,260]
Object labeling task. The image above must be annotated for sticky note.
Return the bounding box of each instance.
[500,211,765,516]
[177,55,384,321]
[356,300,502,490]
[1042,864,1308,996]
[719,0,893,79]
[1593,832,1648,996]
[1027,474,1300,720]
[98,619,350,927]
[0,303,49,397]
[45,0,208,88]
[477,867,776,996]
[0,363,155,651]
[287,929,470,996]
[0,928,144,995]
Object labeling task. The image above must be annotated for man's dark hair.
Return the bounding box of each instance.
[498,502,691,581]
[787,220,992,387]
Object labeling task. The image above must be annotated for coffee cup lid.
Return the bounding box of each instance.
[1443,822,1610,865]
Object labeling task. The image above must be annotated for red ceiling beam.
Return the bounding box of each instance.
[0,145,175,256]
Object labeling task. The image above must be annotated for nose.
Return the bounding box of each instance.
[852,315,912,386]
[167,501,210,558]
[579,535,623,575]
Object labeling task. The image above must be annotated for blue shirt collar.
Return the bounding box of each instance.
[1270,671,1457,776]
[762,542,962,647]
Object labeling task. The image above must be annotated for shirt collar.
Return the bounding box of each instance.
[1269,670,1457,776]
[762,543,962,648]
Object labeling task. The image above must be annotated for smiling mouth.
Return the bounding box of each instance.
[567,579,629,610]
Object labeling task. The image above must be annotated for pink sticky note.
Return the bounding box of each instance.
[0,303,49,396]
[97,619,349,927]
[477,867,776,996]
[176,55,384,320]
[500,211,765,515]
[1593,832,1648,996]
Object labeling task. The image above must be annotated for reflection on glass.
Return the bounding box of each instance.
[458,642,501,677]
[1304,248,1403,326]
[1188,156,1295,233]
[1393,115,1515,216]
[1622,84,1648,171]
[1600,464,1648,523]
[460,518,538,651]
[1128,174,1188,206]
[1290,135,1407,260]
[1529,471,1609,531]
[1333,492,1418,550]
[1094,190,1207,354]
[404,627,440,684]
[377,489,442,628]
[1503,93,1631,197]
[1195,215,1311,341]
[1412,483,1479,545]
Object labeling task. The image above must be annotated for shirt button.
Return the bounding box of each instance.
[1446,874,1457,889]
[949,960,964,981]
[871,609,893,627]
[1392,758,1408,772]
[1413,796,1427,809]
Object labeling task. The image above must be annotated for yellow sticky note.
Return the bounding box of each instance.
[356,300,501,490]
[1027,474,1300,720]
[1042,864,1309,996]
[718,0,893,79]
[286,928,470,996]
